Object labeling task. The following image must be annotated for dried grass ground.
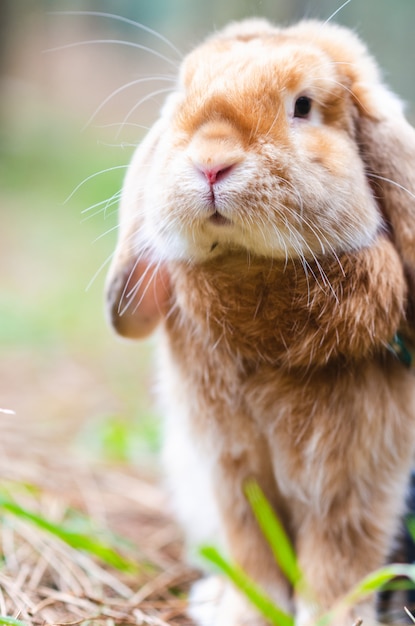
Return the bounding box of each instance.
[0,399,199,626]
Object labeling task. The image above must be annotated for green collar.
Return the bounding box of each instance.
[388,333,413,368]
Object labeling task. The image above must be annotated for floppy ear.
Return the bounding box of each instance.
[105,118,171,339]
[355,86,415,338]
[294,20,415,342]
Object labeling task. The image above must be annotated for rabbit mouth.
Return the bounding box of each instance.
[208,211,232,226]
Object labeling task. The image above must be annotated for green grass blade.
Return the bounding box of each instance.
[0,497,137,573]
[313,566,410,626]
[0,617,27,626]
[244,481,302,587]
[342,563,415,606]
[313,563,415,626]
[200,545,294,626]
[406,515,415,542]
[379,578,415,592]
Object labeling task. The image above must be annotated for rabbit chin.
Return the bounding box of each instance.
[141,214,381,265]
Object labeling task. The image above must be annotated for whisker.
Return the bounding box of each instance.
[44,40,180,70]
[119,250,162,317]
[82,202,119,224]
[64,165,128,204]
[94,122,150,131]
[123,260,150,307]
[117,254,145,315]
[116,87,174,138]
[85,250,116,292]
[131,262,164,316]
[272,175,346,276]
[49,11,183,59]
[263,103,283,140]
[368,173,415,201]
[324,0,354,25]
[248,109,265,143]
[81,190,122,215]
[314,78,372,116]
[283,201,345,275]
[82,76,176,131]
[268,196,340,300]
[93,222,120,243]
[96,141,139,149]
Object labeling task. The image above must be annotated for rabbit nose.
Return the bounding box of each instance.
[196,162,235,185]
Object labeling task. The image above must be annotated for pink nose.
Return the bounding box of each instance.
[197,163,235,185]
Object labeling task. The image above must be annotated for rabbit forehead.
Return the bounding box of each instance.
[181,35,336,95]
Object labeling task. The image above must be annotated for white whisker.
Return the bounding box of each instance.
[131,262,163,316]
[118,254,145,315]
[82,203,119,224]
[44,40,180,69]
[263,103,283,140]
[82,76,176,131]
[368,173,415,201]
[85,250,116,292]
[284,203,345,276]
[272,174,346,278]
[49,11,183,59]
[324,0,354,25]
[93,223,120,243]
[94,122,150,132]
[64,165,127,204]
[82,206,116,223]
[116,87,174,138]
[96,141,139,149]
[116,247,164,317]
[267,194,340,301]
[81,190,122,215]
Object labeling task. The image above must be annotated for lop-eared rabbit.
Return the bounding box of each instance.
[106,18,415,626]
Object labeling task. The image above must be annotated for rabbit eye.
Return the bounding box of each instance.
[294,96,312,119]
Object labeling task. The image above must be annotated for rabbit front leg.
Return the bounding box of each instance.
[206,455,293,626]
[258,365,415,626]
[291,447,413,626]
[293,510,386,626]
[187,457,293,626]
[161,376,292,626]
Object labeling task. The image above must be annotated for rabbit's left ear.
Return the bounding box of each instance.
[290,21,415,331]
[355,85,415,335]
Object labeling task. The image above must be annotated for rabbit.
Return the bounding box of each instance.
[105,17,415,626]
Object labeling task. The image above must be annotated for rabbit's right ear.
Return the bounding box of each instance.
[105,118,171,339]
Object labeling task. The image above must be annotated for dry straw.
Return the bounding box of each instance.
[0,411,197,626]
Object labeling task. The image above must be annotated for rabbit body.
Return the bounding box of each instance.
[106,18,415,626]
[160,247,414,626]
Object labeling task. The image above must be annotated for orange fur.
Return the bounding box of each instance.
[106,18,415,626]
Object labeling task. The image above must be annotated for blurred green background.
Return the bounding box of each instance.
[1,0,414,466]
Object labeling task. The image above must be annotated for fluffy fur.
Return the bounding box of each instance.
[106,18,415,626]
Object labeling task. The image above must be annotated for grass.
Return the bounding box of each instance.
[0,494,136,573]
[1,470,414,626]
[0,465,195,625]
[0,618,26,626]
[202,482,415,626]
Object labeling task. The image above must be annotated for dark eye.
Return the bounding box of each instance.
[294,96,312,119]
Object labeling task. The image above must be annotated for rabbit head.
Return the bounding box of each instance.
[106,18,415,340]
